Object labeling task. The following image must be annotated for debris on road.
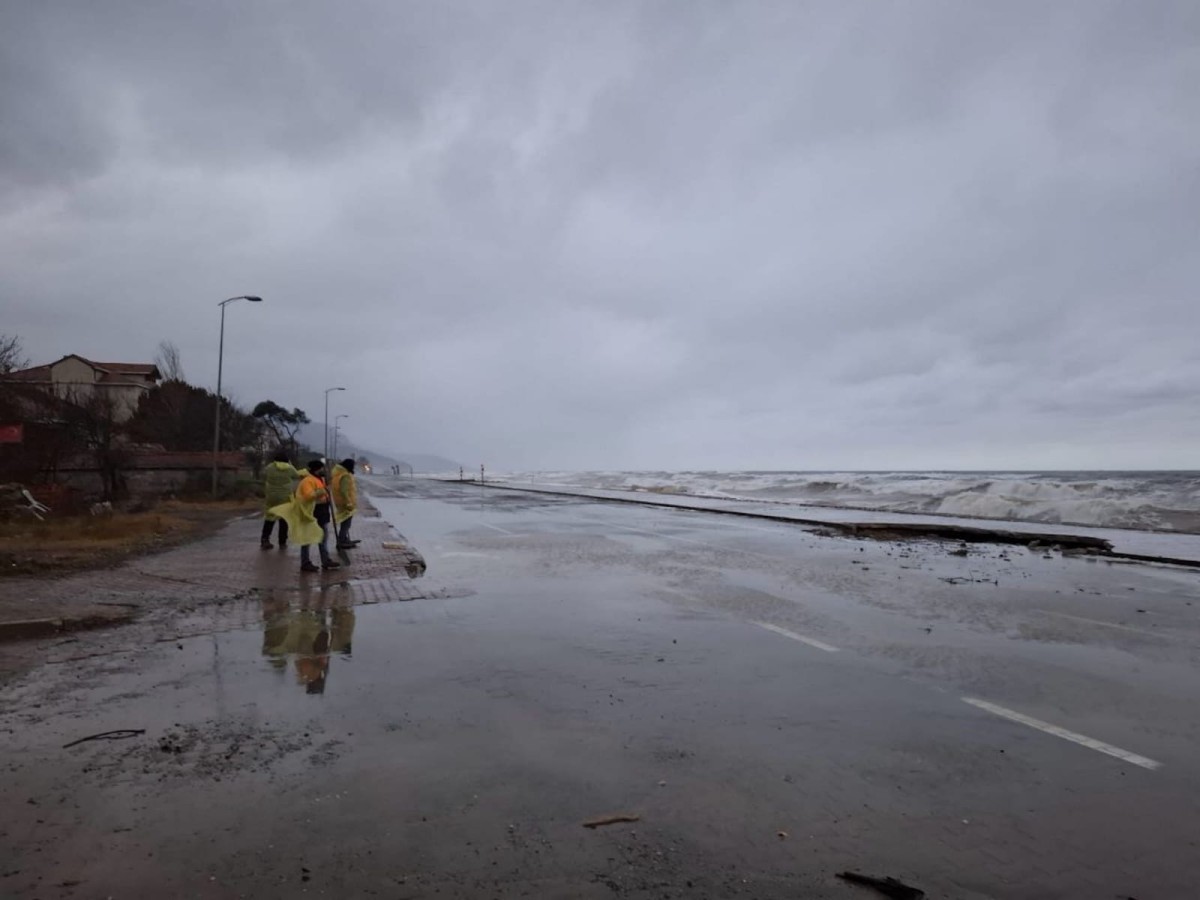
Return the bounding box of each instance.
[62,728,146,749]
[836,870,926,899]
[582,814,641,829]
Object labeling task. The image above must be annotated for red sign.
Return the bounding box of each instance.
[0,424,24,444]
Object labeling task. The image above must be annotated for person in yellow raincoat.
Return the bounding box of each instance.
[269,459,340,573]
[261,450,308,549]
[331,458,360,550]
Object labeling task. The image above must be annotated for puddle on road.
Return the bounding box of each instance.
[253,557,424,695]
[0,556,439,741]
[223,568,434,700]
[1,567,706,808]
[0,586,457,777]
[261,597,357,695]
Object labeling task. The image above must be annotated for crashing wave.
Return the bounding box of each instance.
[501,470,1200,533]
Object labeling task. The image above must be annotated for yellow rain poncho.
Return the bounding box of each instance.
[331,464,357,524]
[262,461,308,520]
[268,473,328,546]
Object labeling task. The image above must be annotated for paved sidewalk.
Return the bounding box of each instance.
[0,499,428,647]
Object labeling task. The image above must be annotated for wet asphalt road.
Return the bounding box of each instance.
[2,477,1199,899]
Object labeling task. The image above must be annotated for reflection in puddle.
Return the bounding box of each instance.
[260,590,356,695]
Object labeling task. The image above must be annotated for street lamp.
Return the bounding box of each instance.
[333,414,349,459]
[323,387,346,461]
[212,295,263,495]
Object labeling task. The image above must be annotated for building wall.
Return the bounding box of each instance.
[46,357,148,422]
[49,356,99,397]
[55,463,251,500]
[105,384,146,421]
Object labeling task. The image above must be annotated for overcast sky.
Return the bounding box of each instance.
[2,2,1197,470]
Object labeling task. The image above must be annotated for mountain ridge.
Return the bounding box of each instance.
[294,422,461,473]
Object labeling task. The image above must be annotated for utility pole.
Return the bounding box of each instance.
[323,387,345,461]
[211,295,263,496]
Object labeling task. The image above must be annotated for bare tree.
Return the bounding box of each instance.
[58,387,128,502]
[154,340,185,382]
[0,334,28,374]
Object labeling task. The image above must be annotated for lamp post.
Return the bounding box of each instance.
[212,295,263,496]
[333,414,349,459]
[323,387,346,461]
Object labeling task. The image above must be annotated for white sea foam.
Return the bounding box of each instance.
[496,470,1200,533]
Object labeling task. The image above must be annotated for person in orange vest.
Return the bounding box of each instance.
[269,459,341,574]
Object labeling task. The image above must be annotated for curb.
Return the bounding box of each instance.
[0,610,137,643]
[0,618,66,641]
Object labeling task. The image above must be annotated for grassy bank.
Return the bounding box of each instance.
[0,499,259,576]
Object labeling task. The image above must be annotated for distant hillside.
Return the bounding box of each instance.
[392,453,462,473]
[294,422,460,473]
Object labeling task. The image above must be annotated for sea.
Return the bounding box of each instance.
[492,471,1200,534]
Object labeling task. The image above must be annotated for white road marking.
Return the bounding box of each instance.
[1037,609,1165,639]
[751,621,839,653]
[480,522,519,535]
[962,697,1161,771]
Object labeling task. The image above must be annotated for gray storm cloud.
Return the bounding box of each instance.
[2,1,1197,469]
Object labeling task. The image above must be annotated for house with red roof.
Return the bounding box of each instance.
[2,354,161,422]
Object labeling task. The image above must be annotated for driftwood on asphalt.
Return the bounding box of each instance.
[62,729,146,749]
[582,814,641,829]
[836,871,926,899]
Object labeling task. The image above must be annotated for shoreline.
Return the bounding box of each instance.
[444,478,1200,568]
[476,470,1200,537]
[486,477,1200,536]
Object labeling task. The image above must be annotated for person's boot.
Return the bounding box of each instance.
[321,559,342,570]
[261,539,274,550]
[300,561,320,573]
[336,540,355,550]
